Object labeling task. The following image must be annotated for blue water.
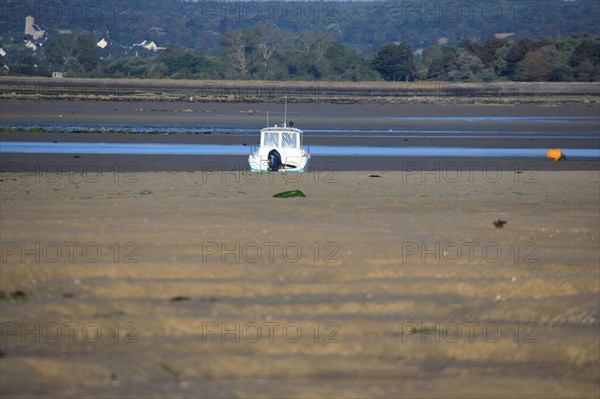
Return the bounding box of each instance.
[2,142,598,158]
[2,123,598,138]
[373,116,600,122]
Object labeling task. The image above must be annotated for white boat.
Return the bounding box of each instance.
[248,124,311,172]
[249,99,311,172]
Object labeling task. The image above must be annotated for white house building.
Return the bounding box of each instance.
[25,40,37,51]
[133,40,166,52]
[97,38,108,49]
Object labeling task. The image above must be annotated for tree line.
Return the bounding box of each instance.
[4,30,599,82]
[2,0,598,55]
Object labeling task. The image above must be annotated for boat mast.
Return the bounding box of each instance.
[284,95,287,127]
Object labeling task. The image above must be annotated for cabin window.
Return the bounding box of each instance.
[263,132,279,147]
[282,132,297,148]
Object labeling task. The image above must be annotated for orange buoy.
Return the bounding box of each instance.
[546,148,566,161]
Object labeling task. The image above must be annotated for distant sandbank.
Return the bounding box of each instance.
[1,77,599,104]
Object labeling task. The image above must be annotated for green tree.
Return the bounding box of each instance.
[538,44,575,82]
[371,43,416,81]
[514,51,553,81]
[105,57,149,78]
[45,36,76,71]
[468,39,504,68]
[322,42,379,81]
[63,56,82,73]
[147,62,169,78]
[443,48,458,77]
[251,26,286,77]
[494,45,510,77]
[75,33,100,72]
[157,47,215,78]
[571,37,600,81]
[448,51,484,81]
[288,31,335,80]
[427,58,446,80]
[45,33,99,74]
[421,45,445,79]
[13,56,48,76]
[219,30,255,79]
[505,39,543,78]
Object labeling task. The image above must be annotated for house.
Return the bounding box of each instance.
[96,38,126,61]
[25,16,46,40]
[25,40,37,51]
[437,37,449,45]
[0,48,6,57]
[52,72,65,78]
[495,33,515,40]
[97,38,108,49]
[133,40,166,52]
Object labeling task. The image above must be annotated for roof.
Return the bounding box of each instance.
[495,33,516,40]
[260,126,303,134]
[133,40,166,51]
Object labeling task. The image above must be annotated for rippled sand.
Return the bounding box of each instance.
[1,171,598,398]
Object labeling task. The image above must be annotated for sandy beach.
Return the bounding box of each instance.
[1,92,599,397]
[1,170,598,398]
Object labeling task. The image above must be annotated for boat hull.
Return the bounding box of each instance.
[248,153,310,172]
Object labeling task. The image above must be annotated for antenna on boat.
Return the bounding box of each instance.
[284,95,288,127]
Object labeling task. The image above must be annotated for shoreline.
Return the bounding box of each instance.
[2,77,599,105]
[1,154,598,172]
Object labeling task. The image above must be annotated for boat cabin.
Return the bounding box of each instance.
[248,126,310,172]
[260,127,304,150]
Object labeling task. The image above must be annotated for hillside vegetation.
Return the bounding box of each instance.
[1,0,598,82]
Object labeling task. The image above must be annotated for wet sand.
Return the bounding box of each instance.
[2,100,599,135]
[1,100,599,171]
[1,170,599,398]
[1,152,598,172]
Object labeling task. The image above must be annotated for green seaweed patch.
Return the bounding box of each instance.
[402,324,478,338]
[0,126,170,135]
[0,289,28,302]
[93,310,126,318]
[273,190,306,198]
[493,219,507,228]
[159,363,179,379]
[405,325,438,335]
